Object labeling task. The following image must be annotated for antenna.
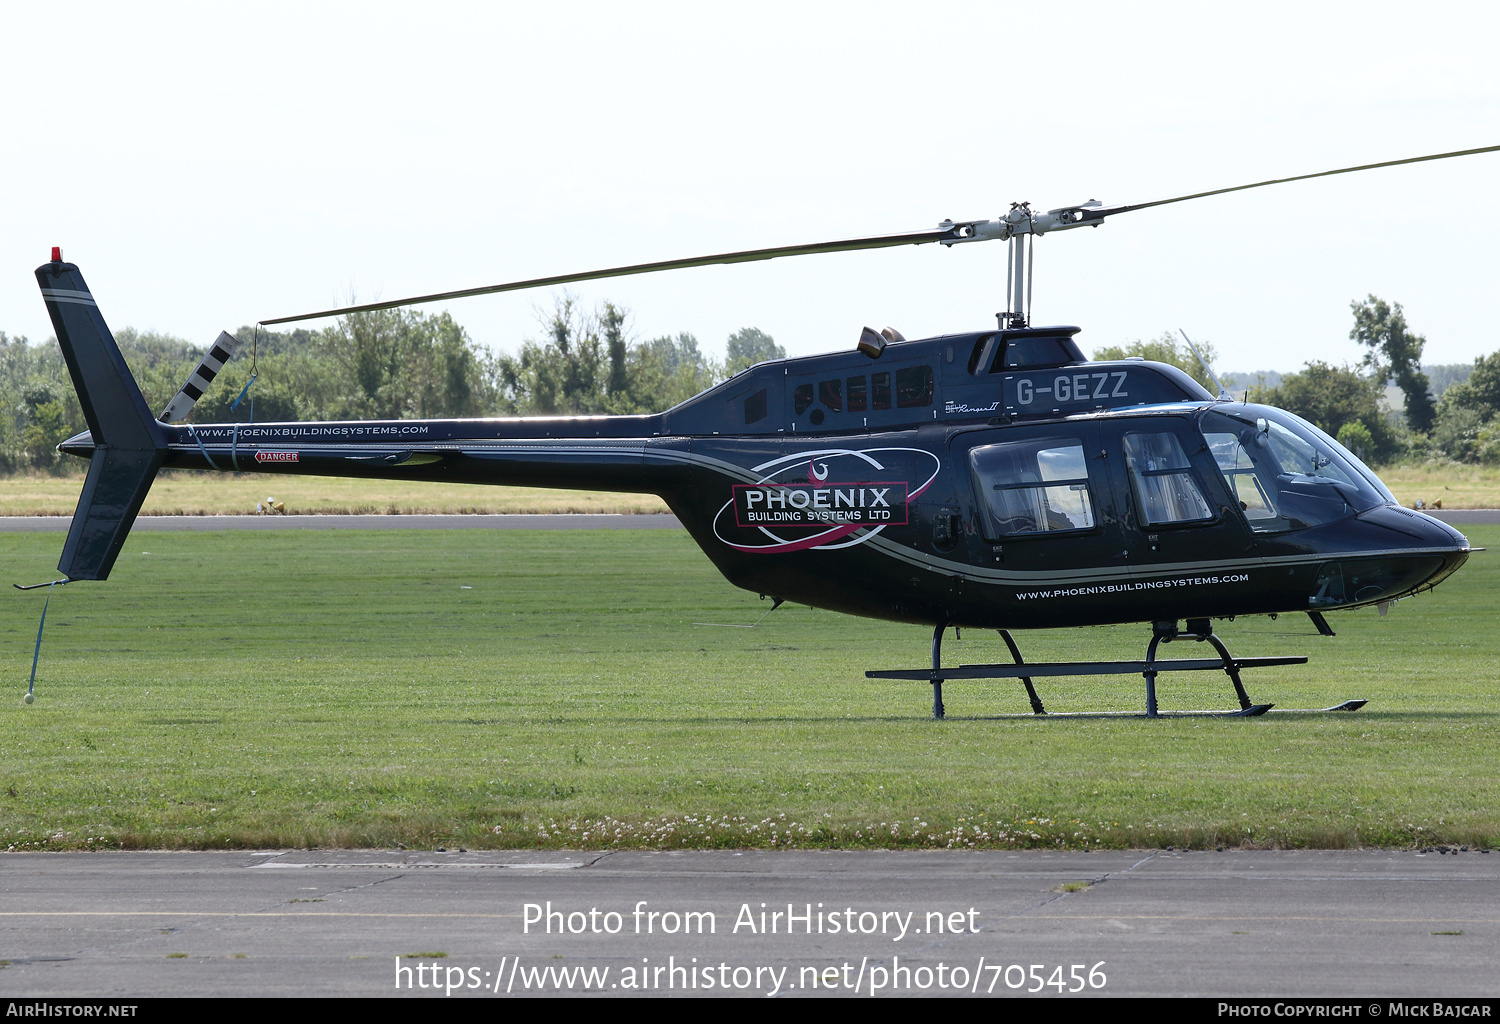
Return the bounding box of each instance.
[1179,329,1231,401]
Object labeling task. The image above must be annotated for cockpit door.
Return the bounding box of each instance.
[1101,416,1259,570]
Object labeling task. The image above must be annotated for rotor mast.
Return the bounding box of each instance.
[938,199,1108,330]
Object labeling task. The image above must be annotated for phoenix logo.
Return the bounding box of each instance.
[712,447,941,554]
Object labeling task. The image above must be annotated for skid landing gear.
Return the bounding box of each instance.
[923,623,1044,720]
[867,618,1367,719]
[1145,619,1266,717]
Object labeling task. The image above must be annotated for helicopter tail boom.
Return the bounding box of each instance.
[37,255,168,581]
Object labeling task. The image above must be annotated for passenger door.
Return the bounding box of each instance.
[953,422,1127,577]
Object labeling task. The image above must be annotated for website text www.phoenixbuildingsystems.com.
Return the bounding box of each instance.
[395,955,1108,996]
[1015,572,1250,601]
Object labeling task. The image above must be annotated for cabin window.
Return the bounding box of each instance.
[794,383,814,415]
[967,335,998,375]
[743,388,767,424]
[1000,336,1080,370]
[871,372,892,410]
[969,439,1095,539]
[818,378,843,412]
[847,375,867,412]
[896,365,934,408]
[1123,432,1215,526]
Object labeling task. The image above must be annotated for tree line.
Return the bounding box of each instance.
[5,292,1498,473]
[1095,296,1498,466]
[0,299,784,474]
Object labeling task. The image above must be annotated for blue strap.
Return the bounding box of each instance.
[186,424,221,470]
[28,580,65,698]
[230,372,257,411]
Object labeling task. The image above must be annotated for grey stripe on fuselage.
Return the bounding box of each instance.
[160,437,1464,586]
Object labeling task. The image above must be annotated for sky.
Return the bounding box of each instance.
[2,1,1497,375]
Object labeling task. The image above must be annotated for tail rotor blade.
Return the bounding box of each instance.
[159,331,241,423]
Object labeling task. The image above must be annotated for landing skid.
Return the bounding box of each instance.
[973,700,1365,720]
[1269,699,1368,714]
[978,706,1276,720]
[866,619,1366,720]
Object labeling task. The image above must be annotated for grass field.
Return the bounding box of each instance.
[2,526,1497,853]
[0,472,669,516]
[1375,463,1500,510]
[5,463,1500,515]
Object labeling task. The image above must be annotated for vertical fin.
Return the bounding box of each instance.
[36,256,168,581]
[58,446,165,580]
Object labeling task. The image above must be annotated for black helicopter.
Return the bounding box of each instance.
[33,148,1489,718]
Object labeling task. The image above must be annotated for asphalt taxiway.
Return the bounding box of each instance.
[1,849,1496,998]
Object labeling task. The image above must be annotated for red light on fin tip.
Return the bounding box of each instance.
[51,247,61,262]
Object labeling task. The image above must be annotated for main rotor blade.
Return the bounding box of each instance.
[1111,143,1500,216]
[260,227,959,326]
[263,143,1500,326]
